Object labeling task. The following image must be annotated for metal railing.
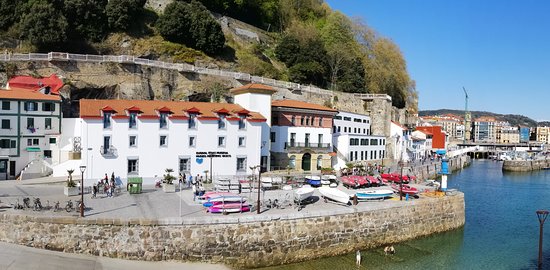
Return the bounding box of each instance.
[0,51,391,100]
[99,145,118,157]
[285,142,331,149]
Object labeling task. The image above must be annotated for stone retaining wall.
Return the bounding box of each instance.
[502,159,550,172]
[0,194,464,268]
[412,155,471,181]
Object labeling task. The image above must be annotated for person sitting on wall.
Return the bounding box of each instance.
[384,245,395,255]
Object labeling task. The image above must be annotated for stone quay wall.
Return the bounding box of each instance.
[412,155,471,181]
[0,194,464,268]
[502,159,550,172]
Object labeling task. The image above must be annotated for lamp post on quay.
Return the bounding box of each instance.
[250,165,261,214]
[537,210,549,270]
[79,165,86,217]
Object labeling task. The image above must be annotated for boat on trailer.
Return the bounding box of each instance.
[355,189,394,200]
[207,203,250,213]
[391,183,419,196]
[294,185,315,202]
[318,186,350,205]
[305,175,322,187]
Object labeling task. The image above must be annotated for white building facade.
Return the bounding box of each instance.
[79,99,266,185]
[332,111,386,170]
[0,87,61,180]
[390,121,412,162]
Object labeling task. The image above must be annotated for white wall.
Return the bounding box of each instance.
[332,134,386,170]
[271,126,332,153]
[80,116,262,185]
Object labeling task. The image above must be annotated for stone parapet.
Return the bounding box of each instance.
[502,159,550,172]
[0,194,465,268]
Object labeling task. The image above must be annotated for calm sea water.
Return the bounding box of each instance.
[261,160,550,270]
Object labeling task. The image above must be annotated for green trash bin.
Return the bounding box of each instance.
[128,177,143,194]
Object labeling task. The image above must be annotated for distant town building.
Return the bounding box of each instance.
[473,116,497,143]
[410,130,430,161]
[270,100,337,172]
[390,121,411,162]
[536,126,550,143]
[415,126,447,150]
[499,125,520,144]
[331,111,386,170]
[0,86,61,179]
[519,126,530,143]
[419,114,463,141]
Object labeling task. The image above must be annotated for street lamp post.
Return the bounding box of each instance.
[537,210,549,270]
[399,161,404,201]
[79,165,86,217]
[256,166,262,214]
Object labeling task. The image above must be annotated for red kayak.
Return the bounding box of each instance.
[391,183,419,195]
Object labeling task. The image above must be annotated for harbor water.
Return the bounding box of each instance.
[261,160,550,270]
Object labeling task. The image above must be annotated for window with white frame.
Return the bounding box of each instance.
[238,136,246,147]
[179,157,191,172]
[27,118,34,129]
[189,136,196,147]
[128,158,139,174]
[160,135,168,146]
[238,115,246,130]
[1,119,9,129]
[42,102,55,112]
[25,101,38,111]
[129,135,137,147]
[45,118,52,130]
[1,101,9,110]
[236,157,247,172]
[218,136,226,147]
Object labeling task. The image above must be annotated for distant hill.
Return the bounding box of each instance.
[419,109,538,127]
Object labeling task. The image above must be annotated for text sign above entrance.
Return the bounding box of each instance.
[196,151,232,158]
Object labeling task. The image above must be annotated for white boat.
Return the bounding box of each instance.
[355,189,394,200]
[318,186,350,205]
[294,185,315,202]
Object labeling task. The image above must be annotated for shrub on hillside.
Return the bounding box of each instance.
[106,0,145,31]
[157,1,225,55]
[19,1,68,48]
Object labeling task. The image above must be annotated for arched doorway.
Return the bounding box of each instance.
[317,155,323,170]
[302,153,311,171]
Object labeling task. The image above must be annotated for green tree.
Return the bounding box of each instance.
[0,0,19,30]
[156,1,191,43]
[157,1,225,55]
[19,0,68,48]
[64,0,108,41]
[105,0,145,31]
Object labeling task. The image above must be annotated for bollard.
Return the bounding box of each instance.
[353,195,358,205]
[405,193,409,201]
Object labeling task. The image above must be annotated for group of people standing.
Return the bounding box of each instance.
[179,173,206,199]
[92,172,116,198]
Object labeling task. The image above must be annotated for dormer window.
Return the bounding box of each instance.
[189,114,197,129]
[129,112,137,128]
[218,114,226,129]
[127,106,141,129]
[101,106,116,129]
[160,113,168,128]
[238,115,246,130]
[103,112,111,128]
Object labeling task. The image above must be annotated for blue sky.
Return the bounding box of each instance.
[325,0,550,121]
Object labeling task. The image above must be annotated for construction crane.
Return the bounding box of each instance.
[463,87,469,143]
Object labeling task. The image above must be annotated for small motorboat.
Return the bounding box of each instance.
[355,189,394,200]
[208,203,250,213]
[391,183,419,196]
[202,195,247,207]
[294,185,315,202]
[321,175,337,185]
[355,176,369,187]
[318,186,350,205]
[198,191,234,203]
[305,175,322,187]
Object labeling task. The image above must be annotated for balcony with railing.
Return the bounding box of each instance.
[100,145,118,158]
[284,142,332,153]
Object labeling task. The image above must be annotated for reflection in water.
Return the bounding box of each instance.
[259,161,550,270]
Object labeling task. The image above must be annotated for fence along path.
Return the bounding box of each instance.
[0,52,391,101]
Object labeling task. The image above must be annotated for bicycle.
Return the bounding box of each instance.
[65,200,73,212]
[23,197,31,209]
[53,201,60,212]
[33,198,43,211]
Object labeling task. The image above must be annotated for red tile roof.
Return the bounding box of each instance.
[271,99,337,112]
[0,87,61,101]
[80,99,266,121]
[7,74,63,95]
